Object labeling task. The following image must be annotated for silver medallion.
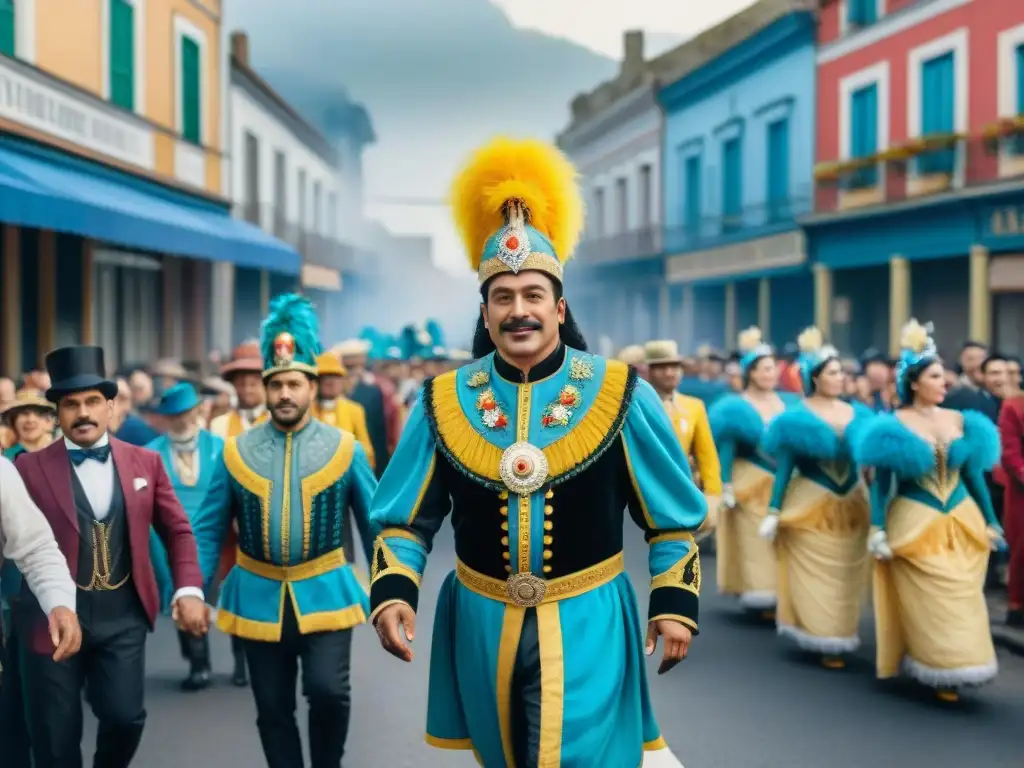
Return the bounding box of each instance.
[495,223,531,273]
[505,572,547,607]
[499,441,549,495]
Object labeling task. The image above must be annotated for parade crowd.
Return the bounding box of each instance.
[0,137,1022,768]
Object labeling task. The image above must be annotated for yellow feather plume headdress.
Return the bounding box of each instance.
[449,137,584,285]
[899,318,936,355]
[796,326,839,390]
[737,326,773,372]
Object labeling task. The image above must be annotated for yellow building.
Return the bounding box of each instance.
[0,0,298,376]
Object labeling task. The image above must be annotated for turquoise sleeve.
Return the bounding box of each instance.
[768,451,795,513]
[869,468,893,530]
[189,455,234,588]
[718,440,735,484]
[347,442,379,568]
[962,464,1000,528]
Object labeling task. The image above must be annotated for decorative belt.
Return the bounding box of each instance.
[456,552,624,608]
[237,548,346,582]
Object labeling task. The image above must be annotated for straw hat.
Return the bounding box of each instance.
[332,339,371,360]
[616,345,646,366]
[644,340,683,366]
[2,388,56,425]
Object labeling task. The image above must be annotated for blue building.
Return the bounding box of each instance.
[658,1,817,353]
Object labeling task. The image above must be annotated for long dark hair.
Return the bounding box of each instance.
[471,276,588,359]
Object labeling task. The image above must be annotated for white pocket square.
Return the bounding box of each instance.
[134,477,148,491]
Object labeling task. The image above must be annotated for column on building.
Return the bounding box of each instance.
[658,282,670,339]
[968,245,991,345]
[210,262,235,355]
[757,277,771,341]
[888,256,910,357]
[723,281,737,348]
[813,263,833,340]
[682,284,695,352]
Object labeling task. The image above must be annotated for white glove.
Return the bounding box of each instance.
[758,514,780,542]
[720,485,736,510]
[987,526,1008,552]
[868,528,893,560]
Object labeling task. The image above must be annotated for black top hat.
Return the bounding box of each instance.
[45,346,119,403]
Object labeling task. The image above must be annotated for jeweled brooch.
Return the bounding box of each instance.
[467,369,490,388]
[569,357,594,382]
[476,388,508,430]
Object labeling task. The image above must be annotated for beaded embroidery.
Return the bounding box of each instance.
[467,369,490,388]
[476,388,509,430]
[541,385,581,428]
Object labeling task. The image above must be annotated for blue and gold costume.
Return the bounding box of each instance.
[192,295,377,641]
[761,328,873,658]
[369,138,706,768]
[853,319,1003,691]
[709,327,797,612]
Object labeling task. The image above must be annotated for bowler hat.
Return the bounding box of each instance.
[155,382,201,416]
[44,346,118,403]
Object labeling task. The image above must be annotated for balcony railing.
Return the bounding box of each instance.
[663,196,812,254]
[575,226,662,264]
[812,124,1024,216]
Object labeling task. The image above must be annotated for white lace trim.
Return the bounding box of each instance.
[739,590,777,610]
[777,623,861,654]
[901,655,998,688]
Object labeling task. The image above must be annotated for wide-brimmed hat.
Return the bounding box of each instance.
[2,388,56,425]
[316,352,348,378]
[220,341,263,378]
[644,340,683,366]
[333,339,371,361]
[616,345,646,366]
[44,346,118,403]
[154,382,201,417]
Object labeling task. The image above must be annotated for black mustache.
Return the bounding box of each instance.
[500,319,542,333]
[273,401,296,408]
[72,420,97,429]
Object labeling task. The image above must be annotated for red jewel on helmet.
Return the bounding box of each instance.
[505,235,519,250]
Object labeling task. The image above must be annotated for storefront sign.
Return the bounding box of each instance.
[666,230,806,282]
[0,57,154,170]
[988,205,1024,237]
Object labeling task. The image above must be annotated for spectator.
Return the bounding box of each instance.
[859,349,893,411]
[956,340,989,390]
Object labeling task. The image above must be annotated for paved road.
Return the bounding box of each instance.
[84,523,1022,767]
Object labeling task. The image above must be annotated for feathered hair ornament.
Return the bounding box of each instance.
[449,137,584,285]
[895,318,938,403]
[737,326,774,375]
[796,326,840,395]
[259,293,321,379]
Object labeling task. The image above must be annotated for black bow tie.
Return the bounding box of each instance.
[69,445,111,466]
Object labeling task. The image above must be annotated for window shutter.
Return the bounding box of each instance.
[919,52,955,174]
[684,155,701,236]
[181,36,201,143]
[850,85,878,188]
[109,0,135,110]
[722,138,742,231]
[0,0,15,58]
[1016,44,1024,115]
[767,119,790,218]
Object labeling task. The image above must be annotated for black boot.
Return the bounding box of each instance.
[180,632,211,691]
[231,635,248,687]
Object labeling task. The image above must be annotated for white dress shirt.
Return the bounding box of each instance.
[0,456,76,615]
[65,434,204,606]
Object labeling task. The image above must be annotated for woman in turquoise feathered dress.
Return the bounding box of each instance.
[709,327,796,615]
[853,319,1006,701]
[759,327,873,668]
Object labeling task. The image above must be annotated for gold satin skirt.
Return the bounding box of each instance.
[873,497,998,688]
[775,477,870,653]
[717,458,777,609]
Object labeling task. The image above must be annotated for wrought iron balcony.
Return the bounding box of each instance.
[812,130,1024,217]
[663,196,811,254]
[575,226,662,264]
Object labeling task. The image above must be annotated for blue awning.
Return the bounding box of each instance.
[0,138,300,274]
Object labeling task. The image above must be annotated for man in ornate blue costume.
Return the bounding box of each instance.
[191,294,377,768]
[369,138,706,768]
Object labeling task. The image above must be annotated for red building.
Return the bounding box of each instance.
[803,0,1024,358]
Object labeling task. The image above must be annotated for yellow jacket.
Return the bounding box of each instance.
[312,399,376,470]
[209,409,269,440]
[662,392,722,495]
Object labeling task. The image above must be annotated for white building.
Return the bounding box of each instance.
[213,31,376,349]
[556,31,682,350]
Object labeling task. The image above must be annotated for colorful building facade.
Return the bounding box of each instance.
[807,0,1024,356]
[659,0,817,353]
[0,0,297,376]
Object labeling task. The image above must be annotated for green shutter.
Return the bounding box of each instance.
[109,0,134,110]
[181,36,201,143]
[0,0,15,58]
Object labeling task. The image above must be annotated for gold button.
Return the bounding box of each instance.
[544,505,553,515]
[503,552,510,560]
[499,490,509,500]
[544,521,553,531]
[505,565,512,573]
[543,549,552,559]
[543,565,552,574]
[501,521,509,531]
[499,505,508,516]
[544,535,553,545]
[501,536,509,546]
[545,489,554,499]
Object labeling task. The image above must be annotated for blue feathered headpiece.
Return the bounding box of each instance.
[737,326,773,375]
[795,326,839,395]
[359,326,385,361]
[382,334,405,361]
[425,319,447,360]
[895,319,938,403]
[259,293,321,379]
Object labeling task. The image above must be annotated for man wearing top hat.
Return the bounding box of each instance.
[147,383,230,691]
[13,345,208,768]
